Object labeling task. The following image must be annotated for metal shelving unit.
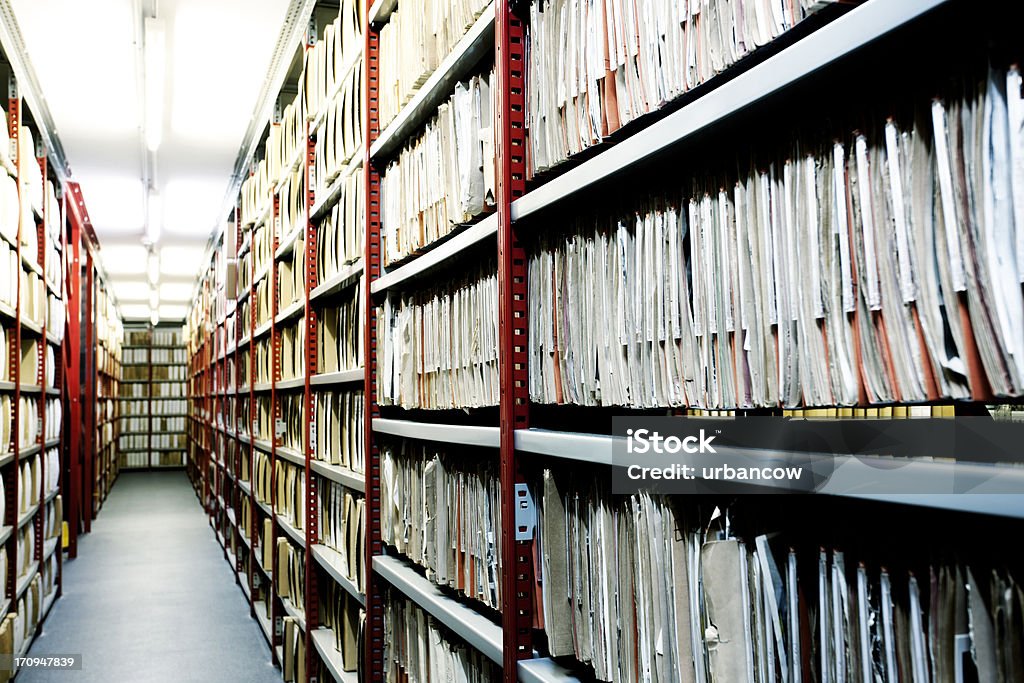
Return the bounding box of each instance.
[182,0,1024,681]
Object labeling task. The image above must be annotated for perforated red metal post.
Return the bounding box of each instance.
[6,89,20,600]
[63,183,84,560]
[496,2,534,676]
[270,190,282,661]
[35,154,47,565]
[363,6,384,679]
[303,119,320,679]
[82,257,94,528]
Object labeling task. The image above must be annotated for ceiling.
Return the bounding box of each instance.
[9,0,292,321]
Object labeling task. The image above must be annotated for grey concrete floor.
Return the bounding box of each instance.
[20,471,280,683]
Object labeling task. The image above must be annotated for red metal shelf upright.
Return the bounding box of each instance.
[5,79,21,604]
[362,3,384,677]
[496,1,535,675]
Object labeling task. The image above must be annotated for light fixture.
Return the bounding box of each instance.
[149,287,159,309]
[146,190,161,244]
[148,251,160,286]
[144,17,166,152]
[151,308,159,326]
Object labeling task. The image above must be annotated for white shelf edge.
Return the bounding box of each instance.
[309,368,363,387]
[368,0,398,26]
[373,554,501,664]
[512,0,950,220]
[310,260,364,302]
[276,445,305,467]
[310,460,365,494]
[373,418,499,448]
[371,213,498,294]
[277,514,306,549]
[311,628,359,683]
[515,429,1024,519]
[311,544,365,606]
[370,3,494,160]
[282,596,307,632]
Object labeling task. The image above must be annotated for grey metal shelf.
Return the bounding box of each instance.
[370,3,494,161]
[514,428,1024,519]
[311,627,358,683]
[368,0,398,26]
[310,460,365,493]
[373,555,581,682]
[370,213,497,295]
[277,515,305,549]
[310,260,363,303]
[311,544,364,606]
[372,418,499,448]
[309,368,363,388]
[511,0,950,221]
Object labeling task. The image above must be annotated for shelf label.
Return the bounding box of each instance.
[308,421,316,452]
[275,419,285,439]
[274,616,283,638]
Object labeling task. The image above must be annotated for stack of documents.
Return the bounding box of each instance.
[314,60,363,197]
[314,390,364,473]
[529,64,1024,408]
[384,586,500,683]
[527,0,844,174]
[377,0,491,128]
[319,576,362,671]
[537,470,1024,682]
[381,439,501,609]
[317,280,363,374]
[316,171,364,282]
[318,479,365,592]
[279,322,305,381]
[382,71,496,265]
[278,393,304,453]
[377,263,499,409]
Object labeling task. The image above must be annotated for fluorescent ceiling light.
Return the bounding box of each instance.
[11,1,140,138]
[99,244,149,276]
[151,309,159,326]
[144,17,166,152]
[159,245,205,276]
[111,280,151,303]
[163,178,226,237]
[149,288,159,309]
[147,191,162,244]
[159,282,194,302]
[78,176,145,235]
[119,303,152,319]
[158,304,188,320]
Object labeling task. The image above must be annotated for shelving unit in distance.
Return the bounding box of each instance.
[92,284,123,511]
[120,324,188,470]
[187,0,367,680]
[0,62,68,672]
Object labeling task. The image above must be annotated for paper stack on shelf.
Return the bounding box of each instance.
[526,0,846,174]
[528,64,1024,409]
[318,577,362,672]
[275,459,306,533]
[381,70,496,265]
[377,263,498,409]
[381,439,500,609]
[316,171,363,281]
[280,322,305,381]
[313,390,364,472]
[317,479,364,591]
[377,0,491,129]
[316,281,362,374]
[384,586,500,683]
